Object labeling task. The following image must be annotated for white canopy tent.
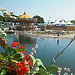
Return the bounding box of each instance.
[52,20,61,25]
[60,20,66,25]
[66,20,73,25]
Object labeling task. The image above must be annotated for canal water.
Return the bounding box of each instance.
[0,34,75,74]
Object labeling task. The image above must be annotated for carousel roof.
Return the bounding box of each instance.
[13,12,35,22]
[19,12,31,19]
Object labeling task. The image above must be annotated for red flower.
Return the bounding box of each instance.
[22,66,28,74]
[19,51,26,56]
[8,67,12,72]
[29,60,32,68]
[11,41,19,47]
[19,46,24,49]
[25,53,29,60]
[16,62,22,67]
[23,58,27,65]
[11,43,14,47]
[13,41,15,44]
[15,43,19,45]
[16,62,28,75]
[13,41,19,45]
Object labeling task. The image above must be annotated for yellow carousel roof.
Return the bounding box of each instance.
[19,12,31,19]
[13,12,36,23]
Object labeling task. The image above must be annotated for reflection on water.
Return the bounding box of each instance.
[19,35,35,44]
[57,39,59,45]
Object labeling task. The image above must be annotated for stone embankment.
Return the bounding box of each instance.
[17,31,75,39]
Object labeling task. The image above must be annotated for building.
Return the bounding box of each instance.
[45,25,75,31]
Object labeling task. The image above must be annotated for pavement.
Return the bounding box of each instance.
[18,31,75,39]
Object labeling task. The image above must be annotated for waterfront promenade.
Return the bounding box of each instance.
[18,31,75,39]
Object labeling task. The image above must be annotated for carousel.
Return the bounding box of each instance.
[13,12,36,30]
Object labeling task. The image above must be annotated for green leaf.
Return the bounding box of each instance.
[29,55,40,71]
[47,65,58,73]
[29,54,36,66]
[27,71,39,74]
[33,60,39,71]
[39,68,48,75]
[15,48,26,52]
[4,31,7,34]
[36,67,39,71]
[0,53,4,60]
[47,72,50,75]
[0,53,6,64]
[5,47,16,58]
[2,37,8,41]
[26,65,30,73]
[0,66,8,75]
[1,34,5,38]
[36,59,46,70]
[37,62,42,66]
[11,53,24,63]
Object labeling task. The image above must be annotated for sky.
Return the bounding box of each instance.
[0,0,75,22]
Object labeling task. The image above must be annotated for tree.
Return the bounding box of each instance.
[0,15,3,21]
[3,16,15,22]
[0,14,16,22]
[6,17,14,22]
[3,17,7,22]
[70,20,75,24]
[33,15,44,23]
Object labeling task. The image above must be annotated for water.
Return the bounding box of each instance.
[0,34,75,74]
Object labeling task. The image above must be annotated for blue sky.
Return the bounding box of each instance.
[0,0,75,22]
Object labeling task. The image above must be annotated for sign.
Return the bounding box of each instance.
[52,25,67,29]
